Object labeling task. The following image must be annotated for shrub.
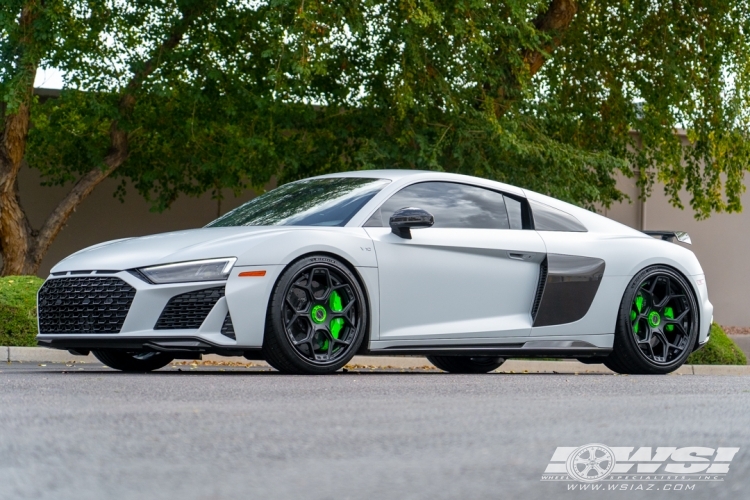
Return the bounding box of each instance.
[0,276,44,347]
[687,323,747,365]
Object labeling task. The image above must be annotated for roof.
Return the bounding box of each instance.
[316,169,431,180]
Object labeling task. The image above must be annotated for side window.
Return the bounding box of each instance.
[529,200,587,232]
[365,182,511,229]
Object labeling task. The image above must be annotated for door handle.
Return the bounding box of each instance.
[508,252,533,261]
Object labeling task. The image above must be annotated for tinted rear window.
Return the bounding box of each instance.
[530,200,587,232]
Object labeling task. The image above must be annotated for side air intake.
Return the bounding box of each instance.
[531,259,548,320]
[220,313,236,340]
[155,286,225,330]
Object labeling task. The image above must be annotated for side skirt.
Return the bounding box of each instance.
[367,340,611,358]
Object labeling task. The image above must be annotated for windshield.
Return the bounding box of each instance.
[206,177,390,227]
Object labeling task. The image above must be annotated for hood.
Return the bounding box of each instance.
[50,227,295,273]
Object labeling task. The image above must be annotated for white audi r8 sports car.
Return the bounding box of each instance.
[37,170,712,375]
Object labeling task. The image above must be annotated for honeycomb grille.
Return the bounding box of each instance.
[154,286,225,330]
[38,277,136,334]
[220,313,236,340]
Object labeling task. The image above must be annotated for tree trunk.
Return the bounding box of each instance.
[0,2,38,275]
[0,2,205,276]
[29,122,128,273]
[488,0,578,119]
[524,0,578,77]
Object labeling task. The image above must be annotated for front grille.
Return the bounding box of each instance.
[220,313,236,340]
[531,259,548,320]
[155,286,225,330]
[38,277,136,334]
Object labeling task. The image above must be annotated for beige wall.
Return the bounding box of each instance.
[19,165,750,327]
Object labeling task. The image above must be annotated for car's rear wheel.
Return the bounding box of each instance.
[92,350,174,372]
[427,356,505,373]
[604,265,698,375]
[263,255,367,374]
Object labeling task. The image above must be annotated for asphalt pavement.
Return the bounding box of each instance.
[1,362,749,500]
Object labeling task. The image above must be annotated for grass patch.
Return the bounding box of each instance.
[687,323,747,365]
[0,276,44,347]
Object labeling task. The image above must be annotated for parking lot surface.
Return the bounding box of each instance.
[1,362,749,500]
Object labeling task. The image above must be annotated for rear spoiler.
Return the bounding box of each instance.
[643,230,692,245]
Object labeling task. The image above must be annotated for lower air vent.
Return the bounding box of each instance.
[155,286,225,330]
[220,313,236,340]
[531,259,548,320]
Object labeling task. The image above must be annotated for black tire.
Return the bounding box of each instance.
[92,350,174,372]
[262,255,368,374]
[427,355,505,373]
[604,265,699,375]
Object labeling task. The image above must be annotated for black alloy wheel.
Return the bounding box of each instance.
[92,350,174,372]
[263,255,367,374]
[604,266,698,374]
[427,355,505,374]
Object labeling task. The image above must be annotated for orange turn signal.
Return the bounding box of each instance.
[238,270,266,277]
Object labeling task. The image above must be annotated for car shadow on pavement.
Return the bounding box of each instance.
[1,364,615,376]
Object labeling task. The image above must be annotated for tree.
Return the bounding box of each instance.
[2,0,750,276]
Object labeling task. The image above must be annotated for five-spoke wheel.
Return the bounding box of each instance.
[605,266,698,374]
[263,255,367,374]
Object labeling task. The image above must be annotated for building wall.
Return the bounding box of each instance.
[19,165,750,327]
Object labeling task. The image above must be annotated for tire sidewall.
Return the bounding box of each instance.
[616,266,699,373]
[267,255,367,373]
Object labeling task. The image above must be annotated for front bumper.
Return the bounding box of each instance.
[37,335,262,358]
[36,266,283,351]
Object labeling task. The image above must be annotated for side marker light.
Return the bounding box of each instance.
[239,270,266,277]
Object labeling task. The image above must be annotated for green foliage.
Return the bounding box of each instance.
[4,1,750,216]
[539,0,750,218]
[0,276,43,347]
[687,323,747,365]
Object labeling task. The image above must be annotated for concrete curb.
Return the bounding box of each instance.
[6,346,750,374]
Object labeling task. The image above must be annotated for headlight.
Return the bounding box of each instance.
[139,258,237,284]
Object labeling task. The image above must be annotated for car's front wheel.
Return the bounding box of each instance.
[92,350,174,372]
[427,356,505,373]
[604,265,699,375]
[263,255,367,374]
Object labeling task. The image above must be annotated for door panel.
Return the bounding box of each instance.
[367,227,546,340]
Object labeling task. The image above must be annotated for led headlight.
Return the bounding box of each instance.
[139,258,237,284]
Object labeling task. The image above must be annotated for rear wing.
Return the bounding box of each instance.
[643,230,692,245]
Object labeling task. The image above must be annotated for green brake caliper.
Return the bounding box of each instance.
[318,291,344,352]
[632,293,645,334]
[329,291,344,340]
[664,306,674,332]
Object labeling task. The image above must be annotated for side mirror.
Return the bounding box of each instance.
[389,207,434,239]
